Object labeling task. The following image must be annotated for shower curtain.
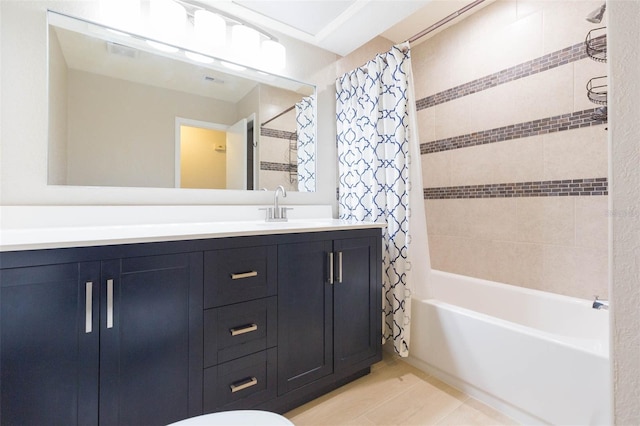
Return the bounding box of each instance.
[336,42,427,357]
[296,95,316,192]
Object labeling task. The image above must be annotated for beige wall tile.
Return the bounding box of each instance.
[516,197,576,245]
[489,135,544,184]
[422,151,451,188]
[543,244,608,299]
[428,235,498,281]
[574,246,609,299]
[489,241,544,290]
[542,244,578,296]
[434,64,574,140]
[462,198,519,241]
[425,199,465,237]
[448,144,497,187]
[416,106,435,143]
[462,9,544,81]
[411,30,460,99]
[543,126,608,180]
[575,196,609,249]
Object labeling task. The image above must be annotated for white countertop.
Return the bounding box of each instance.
[0,205,385,252]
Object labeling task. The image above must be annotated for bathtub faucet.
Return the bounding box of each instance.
[592,296,609,310]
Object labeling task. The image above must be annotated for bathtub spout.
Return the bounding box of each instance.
[593,296,609,310]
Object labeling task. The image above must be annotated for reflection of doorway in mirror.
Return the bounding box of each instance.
[175,117,255,190]
[179,124,227,189]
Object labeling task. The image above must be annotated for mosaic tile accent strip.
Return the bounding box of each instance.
[260,161,296,172]
[416,41,589,111]
[421,108,606,155]
[424,178,608,199]
[261,127,297,140]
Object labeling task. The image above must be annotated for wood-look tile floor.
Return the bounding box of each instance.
[284,353,518,426]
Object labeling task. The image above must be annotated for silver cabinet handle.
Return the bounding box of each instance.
[85,282,93,334]
[328,252,334,284]
[230,376,258,393]
[106,279,114,329]
[230,271,258,280]
[230,323,258,336]
[336,251,343,284]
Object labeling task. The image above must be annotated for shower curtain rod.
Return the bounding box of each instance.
[261,105,296,127]
[406,0,486,44]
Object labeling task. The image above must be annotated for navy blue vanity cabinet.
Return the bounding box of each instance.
[0,262,101,426]
[98,253,203,426]
[202,245,278,413]
[276,232,382,404]
[0,250,203,426]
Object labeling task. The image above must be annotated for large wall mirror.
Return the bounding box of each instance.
[47,11,317,192]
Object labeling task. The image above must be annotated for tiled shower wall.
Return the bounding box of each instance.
[412,0,609,299]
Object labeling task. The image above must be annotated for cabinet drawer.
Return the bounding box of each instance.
[204,246,276,307]
[204,348,277,412]
[204,297,276,367]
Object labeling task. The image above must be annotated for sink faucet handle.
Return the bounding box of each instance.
[281,207,294,219]
[258,207,273,220]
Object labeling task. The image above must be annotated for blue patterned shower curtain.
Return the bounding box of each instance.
[296,95,316,192]
[336,42,421,357]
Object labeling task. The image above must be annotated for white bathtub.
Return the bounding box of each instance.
[406,270,610,425]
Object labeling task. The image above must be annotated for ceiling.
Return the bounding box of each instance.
[198,0,485,56]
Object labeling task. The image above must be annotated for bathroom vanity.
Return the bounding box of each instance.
[0,209,383,425]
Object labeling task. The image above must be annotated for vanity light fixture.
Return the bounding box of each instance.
[96,0,287,72]
[176,0,287,71]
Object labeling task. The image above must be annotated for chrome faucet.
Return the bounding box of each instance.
[274,185,286,218]
[263,185,291,222]
[592,296,609,310]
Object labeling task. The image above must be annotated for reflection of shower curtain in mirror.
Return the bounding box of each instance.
[336,42,427,357]
[295,95,316,192]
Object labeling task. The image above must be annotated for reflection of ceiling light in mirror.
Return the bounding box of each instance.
[99,0,140,32]
[150,0,187,44]
[261,39,286,72]
[231,24,260,64]
[146,40,180,53]
[185,51,214,64]
[221,61,247,71]
[194,9,226,49]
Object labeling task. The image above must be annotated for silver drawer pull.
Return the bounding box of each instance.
[230,323,258,336]
[85,282,93,334]
[230,376,258,393]
[230,271,258,280]
[106,279,114,329]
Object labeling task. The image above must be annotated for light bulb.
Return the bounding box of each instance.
[185,51,214,64]
[149,0,187,45]
[231,24,260,65]
[99,0,140,32]
[194,9,226,50]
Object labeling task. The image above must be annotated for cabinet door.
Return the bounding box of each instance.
[277,240,333,395]
[0,262,100,426]
[333,236,382,373]
[99,253,203,426]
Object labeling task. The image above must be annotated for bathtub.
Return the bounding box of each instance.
[406,270,610,425]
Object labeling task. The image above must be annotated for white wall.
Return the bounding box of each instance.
[0,1,338,208]
[609,1,640,423]
[66,69,235,187]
